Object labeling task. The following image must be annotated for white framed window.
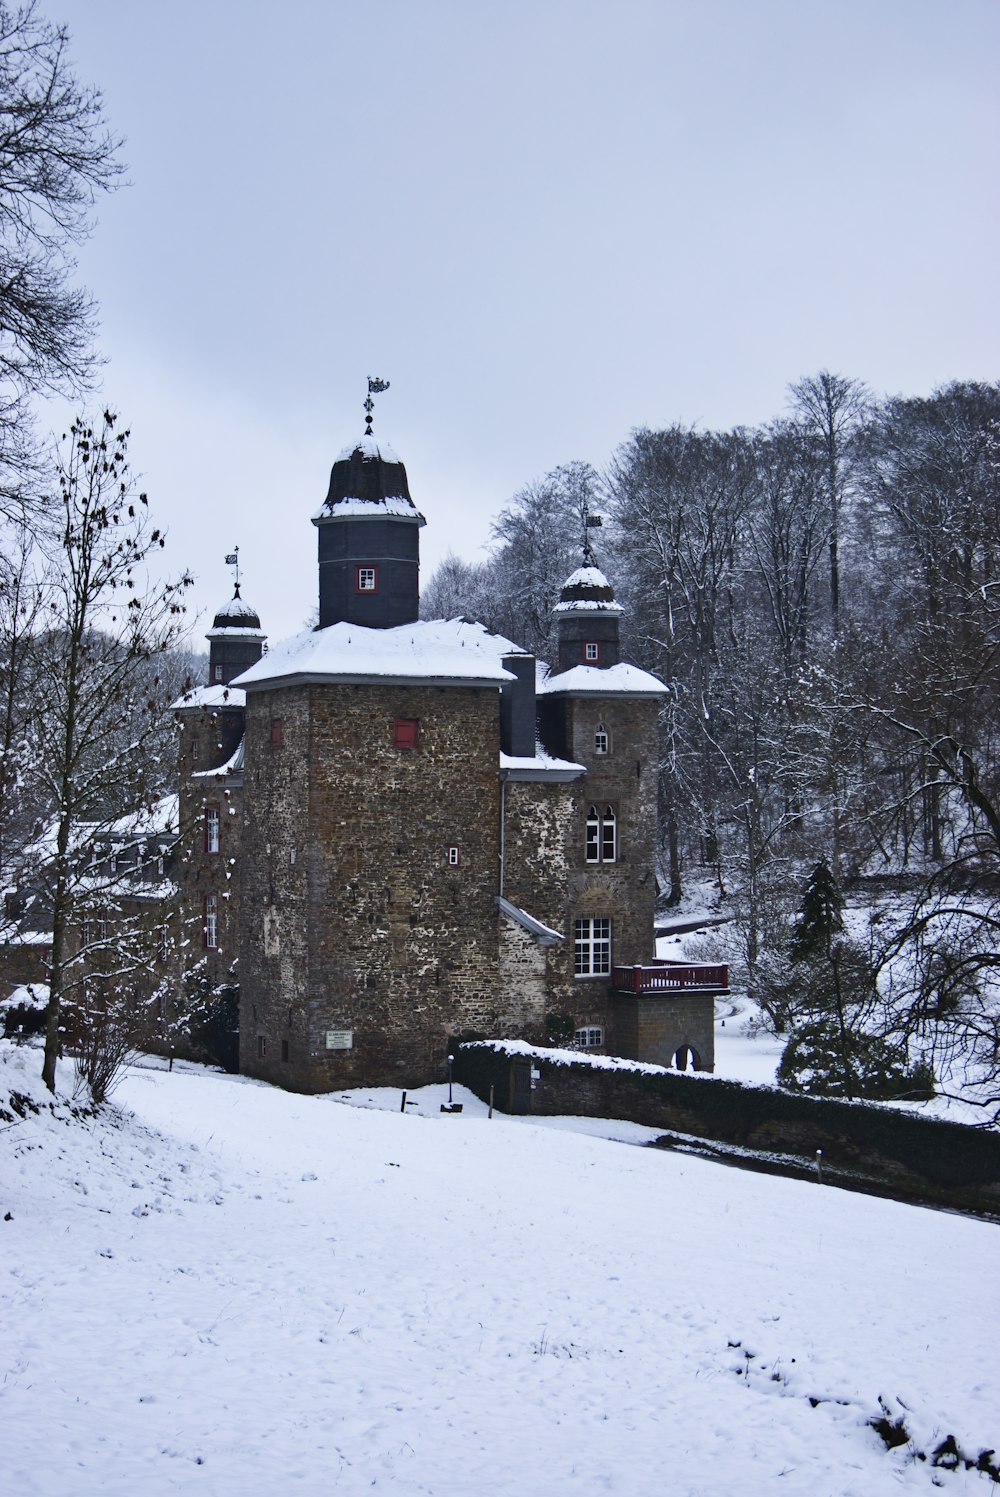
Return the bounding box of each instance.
[447,845,461,867]
[205,804,221,854]
[213,664,224,682]
[575,1026,604,1049]
[584,641,600,662]
[585,804,617,863]
[356,564,378,593]
[204,893,219,950]
[574,916,611,976]
[594,723,610,755]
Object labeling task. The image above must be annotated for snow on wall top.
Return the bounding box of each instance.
[536,663,668,697]
[233,618,521,691]
[171,684,247,711]
[499,747,586,773]
[461,1037,683,1077]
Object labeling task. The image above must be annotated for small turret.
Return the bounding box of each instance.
[312,434,426,630]
[206,584,266,685]
[552,564,623,672]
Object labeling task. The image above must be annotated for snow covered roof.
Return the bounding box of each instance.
[313,495,422,522]
[536,663,668,697]
[500,747,586,782]
[314,433,426,527]
[553,564,623,616]
[208,590,263,635]
[171,684,247,711]
[193,738,245,779]
[497,897,564,946]
[335,434,401,464]
[233,618,521,692]
[552,596,624,615]
[104,793,179,840]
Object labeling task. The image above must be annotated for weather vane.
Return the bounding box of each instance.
[224,546,241,596]
[582,510,602,566]
[364,376,390,435]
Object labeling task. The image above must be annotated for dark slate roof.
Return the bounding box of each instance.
[211,587,262,632]
[322,434,418,511]
[553,565,622,614]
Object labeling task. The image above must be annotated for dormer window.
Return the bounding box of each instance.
[584,642,600,663]
[356,565,378,593]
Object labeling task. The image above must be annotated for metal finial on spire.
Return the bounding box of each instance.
[224,547,241,594]
[582,511,602,565]
[364,376,390,435]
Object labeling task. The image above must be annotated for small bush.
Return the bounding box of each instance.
[2,998,47,1040]
[778,1020,935,1101]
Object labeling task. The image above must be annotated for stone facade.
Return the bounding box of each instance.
[239,681,527,1090]
[609,992,715,1071]
[174,433,685,1093]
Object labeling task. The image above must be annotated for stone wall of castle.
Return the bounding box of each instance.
[240,681,513,1091]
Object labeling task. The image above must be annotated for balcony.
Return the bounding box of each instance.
[610,959,729,994]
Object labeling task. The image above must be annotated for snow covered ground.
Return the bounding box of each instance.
[3,1041,997,1496]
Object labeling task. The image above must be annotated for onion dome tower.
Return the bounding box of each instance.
[552,563,624,672]
[206,584,266,686]
[312,380,425,630]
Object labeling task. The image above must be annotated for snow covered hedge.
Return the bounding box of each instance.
[454,1041,1000,1207]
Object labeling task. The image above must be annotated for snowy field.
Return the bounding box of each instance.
[3,1042,998,1497]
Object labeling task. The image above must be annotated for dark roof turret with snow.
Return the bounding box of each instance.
[313,434,426,630]
[205,583,266,687]
[552,563,623,672]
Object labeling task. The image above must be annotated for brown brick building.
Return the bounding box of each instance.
[173,428,716,1091]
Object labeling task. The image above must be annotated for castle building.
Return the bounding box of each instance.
[172,587,265,1002]
[173,423,718,1092]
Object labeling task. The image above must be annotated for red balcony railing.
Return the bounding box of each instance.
[611,961,729,994]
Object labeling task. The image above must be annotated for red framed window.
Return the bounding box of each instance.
[355,564,379,593]
[584,641,601,663]
[205,804,221,854]
[270,718,283,749]
[394,717,419,750]
[203,894,219,950]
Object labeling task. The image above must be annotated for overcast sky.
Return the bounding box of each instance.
[55,0,999,646]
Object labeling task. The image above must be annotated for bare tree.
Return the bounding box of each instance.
[0,2,123,486]
[31,411,191,1094]
[788,370,868,631]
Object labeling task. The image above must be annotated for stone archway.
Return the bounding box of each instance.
[673,1043,703,1072]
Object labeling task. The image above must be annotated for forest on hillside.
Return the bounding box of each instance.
[423,375,1000,1108]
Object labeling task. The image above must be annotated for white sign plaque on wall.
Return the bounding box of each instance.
[326,1029,354,1051]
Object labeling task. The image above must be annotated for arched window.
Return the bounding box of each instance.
[585,804,617,863]
[594,723,610,755]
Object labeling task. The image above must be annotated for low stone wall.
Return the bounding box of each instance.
[453,1040,1000,1213]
